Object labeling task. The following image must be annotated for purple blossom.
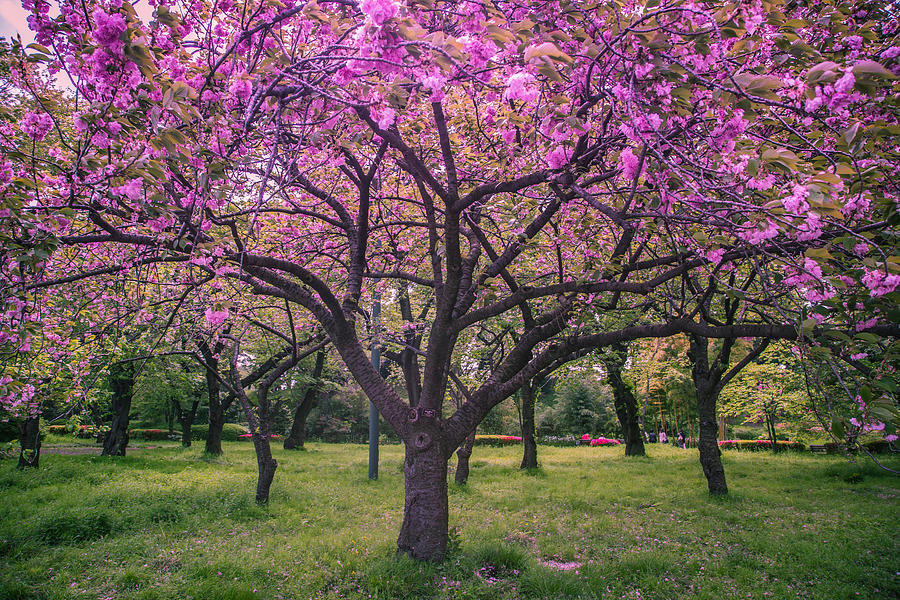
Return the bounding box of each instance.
[92,9,127,54]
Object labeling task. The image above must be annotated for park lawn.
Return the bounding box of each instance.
[0,443,897,600]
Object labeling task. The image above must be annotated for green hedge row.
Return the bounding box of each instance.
[718,440,806,451]
[190,423,248,441]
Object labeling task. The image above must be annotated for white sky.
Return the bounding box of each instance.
[0,1,155,46]
[0,0,34,45]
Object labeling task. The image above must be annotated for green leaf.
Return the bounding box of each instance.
[831,417,845,439]
[524,42,574,66]
[843,122,862,145]
[761,147,800,171]
[733,73,784,97]
[805,61,840,85]
[852,60,897,80]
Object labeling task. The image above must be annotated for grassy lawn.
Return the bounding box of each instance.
[0,442,897,600]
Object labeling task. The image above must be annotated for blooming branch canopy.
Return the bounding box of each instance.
[2,0,899,561]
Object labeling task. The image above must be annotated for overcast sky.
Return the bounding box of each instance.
[0,0,34,45]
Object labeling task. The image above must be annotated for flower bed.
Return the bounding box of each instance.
[589,437,621,446]
[45,424,102,439]
[238,433,282,440]
[539,435,578,447]
[473,434,522,446]
[718,439,805,451]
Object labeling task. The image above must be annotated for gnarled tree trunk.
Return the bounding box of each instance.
[397,432,449,561]
[695,377,727,495]
[520,382,538,469]
[602,344,645,456]
[17,416,41,469]
[102,363,134,456]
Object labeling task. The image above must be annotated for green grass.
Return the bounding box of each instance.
[0,443,897,599]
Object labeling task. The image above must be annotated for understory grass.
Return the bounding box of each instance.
[0,443,897,599]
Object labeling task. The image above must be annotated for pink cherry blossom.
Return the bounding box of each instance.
[204,307,229,326]
[619,147,641,180]
[505,72,539,103]
[861,269,900,297]
[360,0,400,26]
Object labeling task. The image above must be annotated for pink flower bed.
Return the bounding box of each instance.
[589,437,621,446]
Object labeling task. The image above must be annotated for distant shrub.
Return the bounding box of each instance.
[192,423,247,441]
[129,429,170,441]
[474,434,522,446]
[539,435,578,447]
[718,439,804,451]
[862,440,891,454]
[0,420,17,443]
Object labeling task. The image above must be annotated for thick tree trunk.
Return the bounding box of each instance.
[454,430,475,485]
[603,346,645,456]
[204,357,224,455]
[697,381,727,495]
[284,349,325,450]
[253,434,278,504]
[520,383,538,469]
[102,364,134,456]
[17,416,41,469]
[397,436,449,561]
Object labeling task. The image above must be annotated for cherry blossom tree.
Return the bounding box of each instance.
[3,0,899,560]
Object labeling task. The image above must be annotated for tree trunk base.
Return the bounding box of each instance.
[398,439,449,562]
[17,417,41,469]
[454,432,475,485]
[254,437,278,504]
[283,435,304,450]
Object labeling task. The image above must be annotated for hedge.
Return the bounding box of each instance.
[129,429,170,441]
[190,423,247,441]
[45,425,101,439]
[718,439,805,451]
[473,434,522,446]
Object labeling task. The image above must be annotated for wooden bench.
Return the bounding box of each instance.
[809,444,828,454]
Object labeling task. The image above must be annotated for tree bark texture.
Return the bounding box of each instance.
[17,416,41,469]
[602,345,645,456]
[200,348,225,455]
[519,383,538,469]
[690,336,728,495]
[397,433,449,561]
[454,430,475,485]
[284,349,325,450]
[253,434,278,504]
[102,363,134,456]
